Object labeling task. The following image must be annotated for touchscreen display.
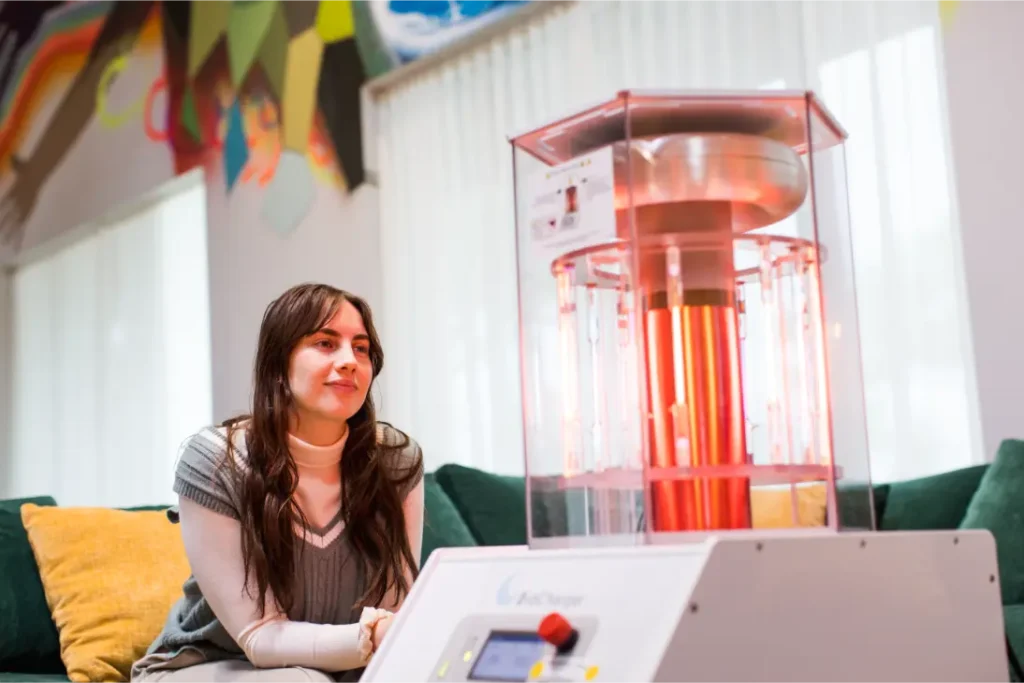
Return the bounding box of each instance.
[468,631,547,682]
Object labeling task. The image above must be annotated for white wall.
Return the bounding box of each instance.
[942,0,1024,459]
[203,178,383,422]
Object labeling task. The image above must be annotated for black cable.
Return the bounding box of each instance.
[1007,632,1024,682]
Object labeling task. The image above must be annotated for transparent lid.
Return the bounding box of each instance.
[510,91,874,549]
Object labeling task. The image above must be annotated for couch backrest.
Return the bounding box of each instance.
[431,462,995,542]
[876,464,989,531]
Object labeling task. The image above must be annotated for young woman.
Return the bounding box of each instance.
[132,284,424,682]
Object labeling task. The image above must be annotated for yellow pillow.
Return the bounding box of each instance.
[750,483,828,529]
[20,504,191,683]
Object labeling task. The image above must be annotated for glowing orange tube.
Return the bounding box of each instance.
[645,294,750,531]
[682,302,749,529]
[645,306,697,531]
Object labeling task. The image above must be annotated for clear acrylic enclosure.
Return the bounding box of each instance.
[510,91,874,548]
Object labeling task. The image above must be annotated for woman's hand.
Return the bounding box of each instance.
[371,611,394,651]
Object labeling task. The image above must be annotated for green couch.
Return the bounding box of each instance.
[3,448,1024,682]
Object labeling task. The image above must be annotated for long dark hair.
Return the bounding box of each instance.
[223,283,420,617]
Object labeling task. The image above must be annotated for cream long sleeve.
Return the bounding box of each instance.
[175,477,425,671]
[176,498,382,671]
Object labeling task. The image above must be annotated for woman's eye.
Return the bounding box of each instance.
[316,339,336,350]
[354,345,370,356]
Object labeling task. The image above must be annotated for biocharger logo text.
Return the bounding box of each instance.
[495,575,585,609]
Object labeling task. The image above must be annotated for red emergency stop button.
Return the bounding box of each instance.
[539,612,579,655]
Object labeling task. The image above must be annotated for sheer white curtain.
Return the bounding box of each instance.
[6,171,214,506]
[372,0,981,482]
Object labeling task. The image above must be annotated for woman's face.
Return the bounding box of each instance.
[288,299,374,439]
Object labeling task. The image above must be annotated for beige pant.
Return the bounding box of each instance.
[136,660,335,682]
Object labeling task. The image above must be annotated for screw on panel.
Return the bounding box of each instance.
[953,536,959,545]
[755,542,763,552]
[991,575,996,583]
[689,603,699,614]
[859,539,866,548]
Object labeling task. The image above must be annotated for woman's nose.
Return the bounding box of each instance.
[335,344,357,368]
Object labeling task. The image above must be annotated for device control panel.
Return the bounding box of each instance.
[362,544,709,682]
[428,612,600,682]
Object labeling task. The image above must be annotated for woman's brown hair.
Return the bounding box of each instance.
[222,283,421,617]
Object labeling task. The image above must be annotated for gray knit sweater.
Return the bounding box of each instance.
[130,423,423,682]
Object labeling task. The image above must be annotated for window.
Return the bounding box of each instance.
[6,171,213,506]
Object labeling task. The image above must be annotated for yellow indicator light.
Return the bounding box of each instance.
[463,651,473,662]
[436,661,449,677]
[529,661,544,679]
[584,665,600,680]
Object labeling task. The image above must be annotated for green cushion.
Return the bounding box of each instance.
[421,473,477,564]
[1003,606,1019,679]
[0,496,64,674]
[961,440,1024,605]
[834,481,888,530]
[880,463,989,531]
[434,465,527,546]
[0,675,70,682]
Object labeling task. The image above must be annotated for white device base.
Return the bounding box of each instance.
[362,530,1007,682]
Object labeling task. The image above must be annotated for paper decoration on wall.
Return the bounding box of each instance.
[188,1,229,78]
[282,2,319,37]
[283,28,324,153]
[223,99,248,190]
[226,1,275,87]
[180,86,200,143]
[316,2,354,44]
[939,0,960,29]
[258,3,288,98]
[96,54,146,129]
[175,0,371,235]
[0,0,534,253]
[317,36,365,195]
[262,150,316,235]
[0,0,535,197]
[178,0,364,197]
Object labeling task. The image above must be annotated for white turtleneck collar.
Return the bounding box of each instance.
[288,426,348,469]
